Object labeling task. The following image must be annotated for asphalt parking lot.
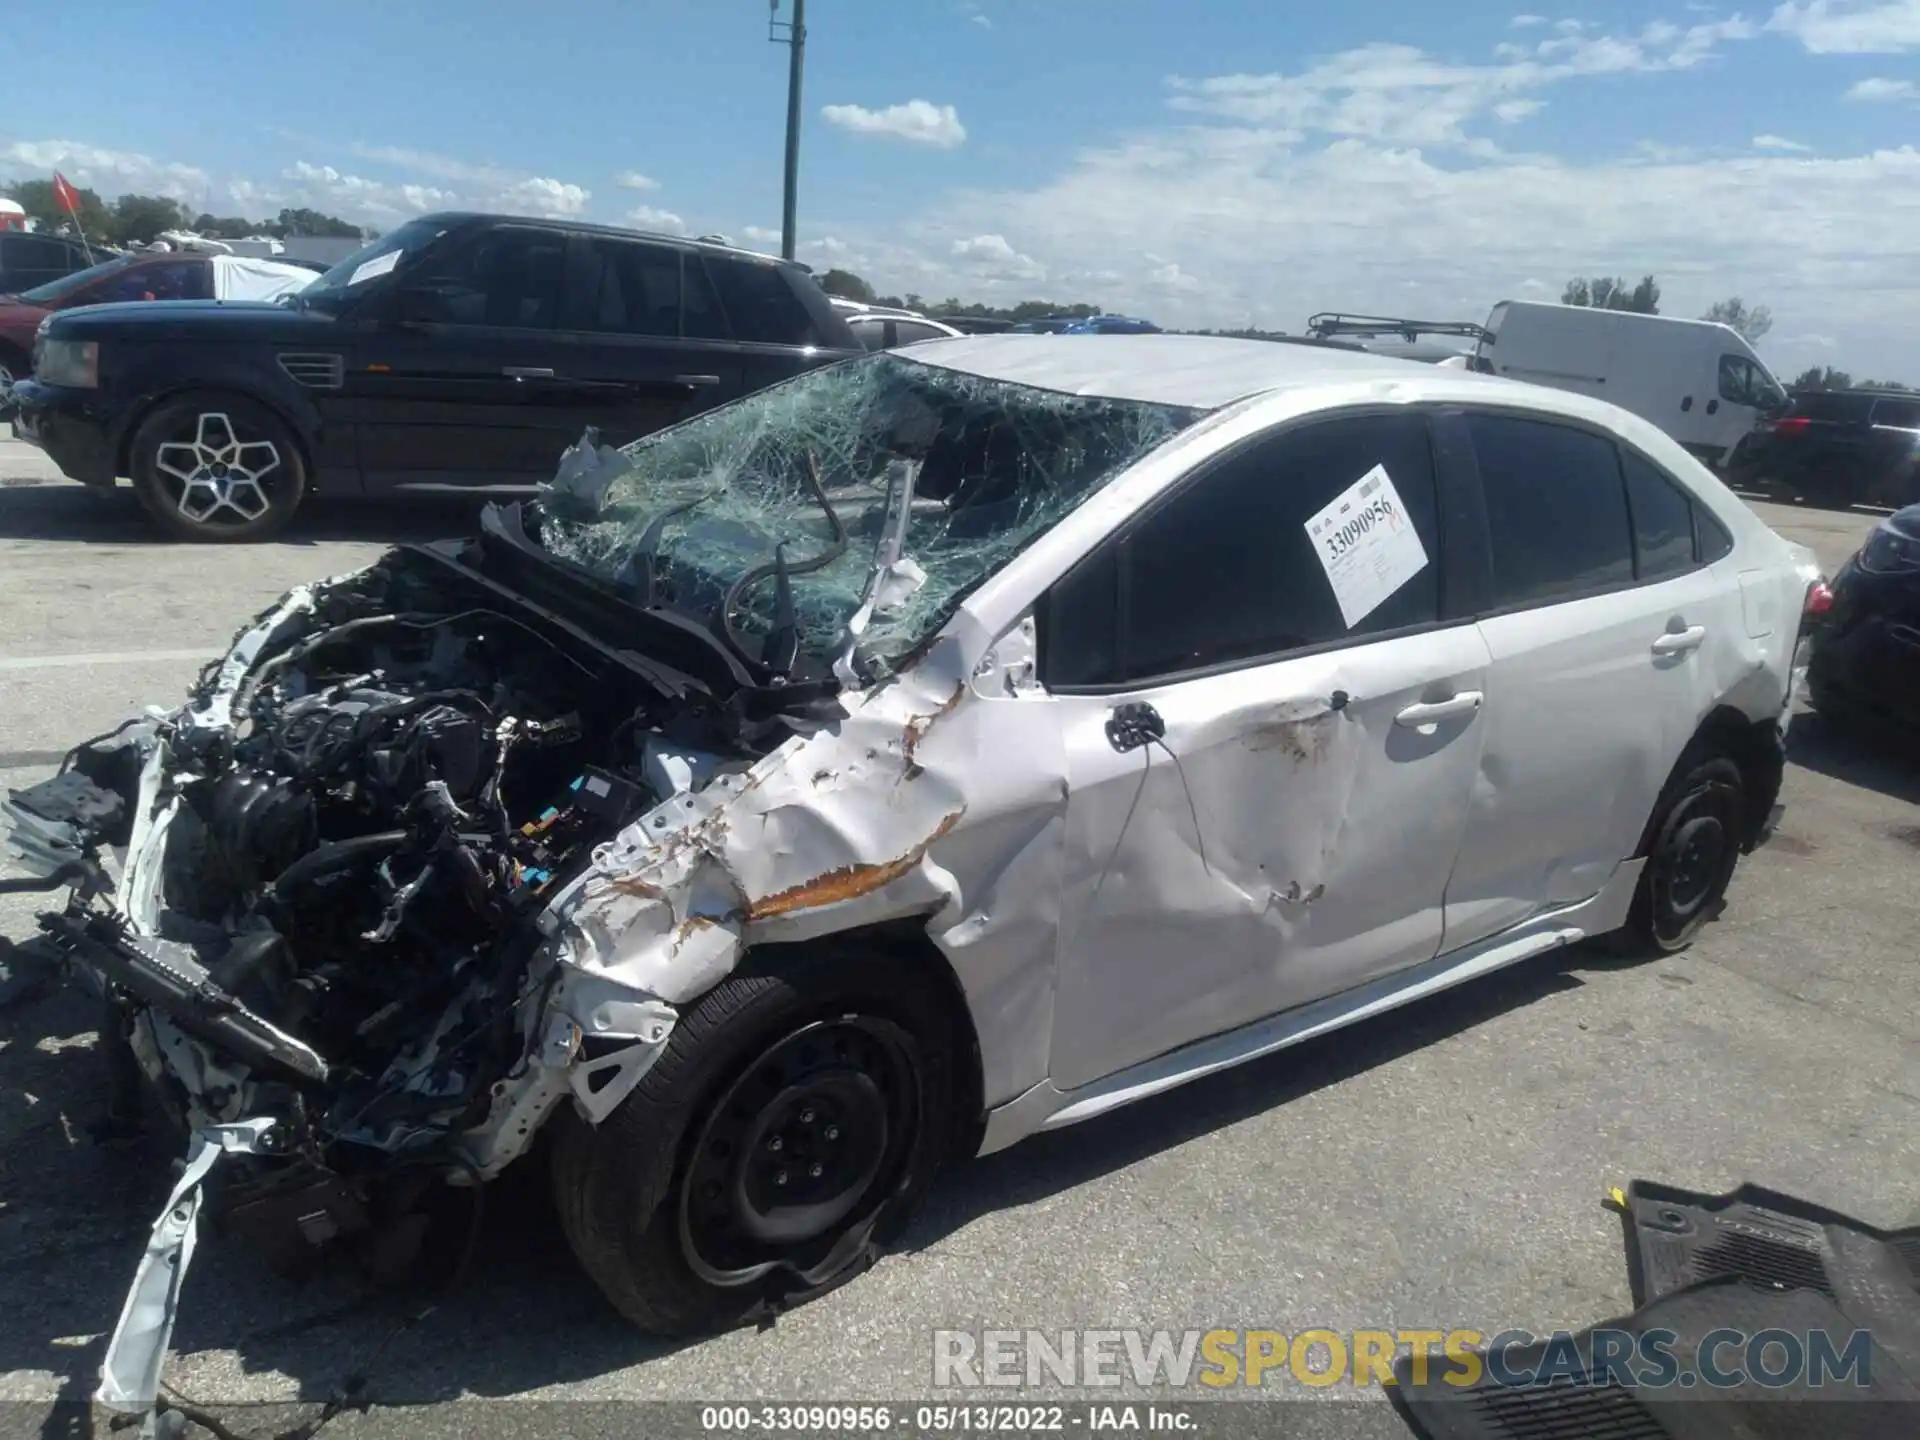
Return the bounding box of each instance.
[1,439,1916,1431]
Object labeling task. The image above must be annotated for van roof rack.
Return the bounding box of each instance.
[1306,312,1490,344]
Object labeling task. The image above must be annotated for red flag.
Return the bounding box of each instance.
[52,172,80,214]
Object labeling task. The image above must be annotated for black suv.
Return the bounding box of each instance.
[0,230,100,293]
[1725,387,1920,510]
[9,213,860,540]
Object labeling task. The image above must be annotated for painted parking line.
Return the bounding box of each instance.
[0,648,220,673]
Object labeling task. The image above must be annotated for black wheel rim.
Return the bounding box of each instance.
[1649,779,1742,944]
[150,410,284,528]
[678,1014,921,1289]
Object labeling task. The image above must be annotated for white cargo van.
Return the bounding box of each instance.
[1475,301,1788,467]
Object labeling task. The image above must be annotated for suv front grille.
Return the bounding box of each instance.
[277,353,344,389]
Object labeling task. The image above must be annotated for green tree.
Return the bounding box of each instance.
[107,194,191,246]
[1700,297,1772,344]
[269,207,365,238]
[818,268,876,303]
[192,213,259,240]
[1562,275,1661,314]
[4,178,111,240]
[1789,366,1852,391]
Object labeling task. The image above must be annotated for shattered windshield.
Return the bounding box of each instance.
[535,352,1198,679]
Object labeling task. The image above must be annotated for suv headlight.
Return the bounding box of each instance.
[36,339,99,389]
[1858,525,1920,574]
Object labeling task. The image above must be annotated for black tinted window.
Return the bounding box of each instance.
[892,321,947,345]
[1718,355,1757,406]
[401,226,565,329]
[3,235,73,267]
[848,318,889,351]
[1870,397,1920,429]
[1791,391,1874,424]
[1468,413,1633,607]
[571,237,681,337]
[1046,413,1442,687]
[707,256,820,346]
[1621,449,1696,580]
[90,260,210,303]
[682,256,729,340]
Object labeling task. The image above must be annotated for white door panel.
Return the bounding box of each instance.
[1048,624,1492,1091]
[1443,571,1726,948]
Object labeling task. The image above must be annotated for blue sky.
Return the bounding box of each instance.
[6,1,1919,377]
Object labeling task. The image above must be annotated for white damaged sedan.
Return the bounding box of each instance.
[2,335,1822,1405]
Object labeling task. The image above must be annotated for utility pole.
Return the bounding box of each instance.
[769,0,806,260]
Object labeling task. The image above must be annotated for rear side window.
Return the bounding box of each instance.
[1870,396,1920,429]
[89,260,213,304]
[1790,391,1873,424]
[848,318,889,351]
[571,237,682,337]
[1467,413,1634,608]
[1044,413,1442,688]
[706,256,821,346]
[1620,449,1697,580]
[892,320,949,345]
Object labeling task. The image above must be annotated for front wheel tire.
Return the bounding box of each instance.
[129,393,307,542]
[551,945,961,1336]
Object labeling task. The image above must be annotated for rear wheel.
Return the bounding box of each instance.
[551,945,960,1336]
[1613,752,1747,956]
[129,393,307,542]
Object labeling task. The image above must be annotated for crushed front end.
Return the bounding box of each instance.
[1,538,808,1407]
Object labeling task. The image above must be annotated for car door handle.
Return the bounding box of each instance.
[502,366,556,379]
[1651,626,1707,655]
[673,373,722,387]
[1393,692,1483,727]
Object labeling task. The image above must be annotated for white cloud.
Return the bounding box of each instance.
[1752,133,1815,150]
[497,176,590,216]
[849,110,1920,379]
[337,142,520,187]
[615,170,660,191]
[821,99,968,148]
[626,204,685,234]
[1767,1,1920,53]
[0,138,210,205]
[1510,13,1549,25]
[961,2,993,27]
[1845,75,1920,99]
[279,161,456,221]
[1493,98,1545,121]
[1165,18,1755,149]
[951,232,1045,280]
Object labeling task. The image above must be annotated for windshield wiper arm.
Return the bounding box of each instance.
[719,452,847,678]
[616,489,717,606]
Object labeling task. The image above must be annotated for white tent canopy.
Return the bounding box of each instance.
[211,255,315,303]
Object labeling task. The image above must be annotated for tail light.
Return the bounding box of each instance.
[1804,578,1834,617]
[1768,416,1811,436]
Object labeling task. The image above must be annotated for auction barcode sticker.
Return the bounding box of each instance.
[1304,463,1430,629]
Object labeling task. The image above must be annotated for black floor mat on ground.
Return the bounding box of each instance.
[1393,1181,1920,1440]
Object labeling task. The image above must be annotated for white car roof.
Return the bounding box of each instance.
[904,333,1444,409]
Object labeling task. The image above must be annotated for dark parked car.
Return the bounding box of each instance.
[1725,387,1920,509]
[0,230,100,294]
[8,213,860,541]
[1806,503,1920,730]
[0,251,316,401]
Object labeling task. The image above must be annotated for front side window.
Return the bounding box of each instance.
[1468,413,1634,608]
[1717,354,1778,408]
[1044,413,1443,688]
[396,226,566,329]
